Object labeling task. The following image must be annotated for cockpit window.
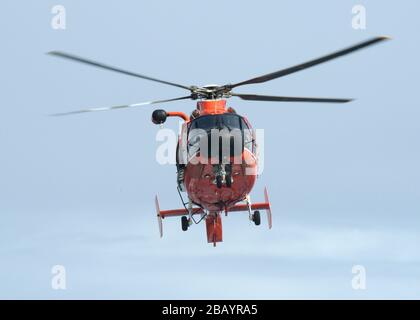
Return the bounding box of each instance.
[222,114,242,130]
[189,115,218,131]
[186,114,254,159]
[189,114,248,132]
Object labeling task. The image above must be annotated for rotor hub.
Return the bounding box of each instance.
[190,84,232,100]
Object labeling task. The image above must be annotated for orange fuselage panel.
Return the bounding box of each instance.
[183,149,257,212]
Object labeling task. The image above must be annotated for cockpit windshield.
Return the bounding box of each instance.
[189,114,248,132]
[186,114,254,160]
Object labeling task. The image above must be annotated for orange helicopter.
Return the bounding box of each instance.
[49,36,389,246]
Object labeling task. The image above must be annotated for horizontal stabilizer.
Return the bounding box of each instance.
[227,187,272,229]
[155,194,204,238]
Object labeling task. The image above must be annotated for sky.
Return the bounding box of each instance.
[0,0,419,299]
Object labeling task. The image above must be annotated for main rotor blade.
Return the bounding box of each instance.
[231,93,353,103]
[48,51,192,91]
[51,95,192,116]
[228,36,390,89]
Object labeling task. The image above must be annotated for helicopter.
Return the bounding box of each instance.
[49,36,390,246]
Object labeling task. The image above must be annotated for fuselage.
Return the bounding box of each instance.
[176,100,258,212]
[152,98,270,246]
[183,149,257,212]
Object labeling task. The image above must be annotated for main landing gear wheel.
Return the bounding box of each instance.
[252,211,261,226]
[181,216,189,231]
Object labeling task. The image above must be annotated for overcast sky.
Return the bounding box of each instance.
[1,0,419,299]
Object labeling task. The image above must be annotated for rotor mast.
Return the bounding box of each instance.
[197,100,227,115]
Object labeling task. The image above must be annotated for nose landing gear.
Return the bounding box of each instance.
[214,164,233,188]
[216,175,223,188]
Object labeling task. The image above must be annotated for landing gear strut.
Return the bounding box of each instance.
[245,195,261,226]
[181,198,194,231]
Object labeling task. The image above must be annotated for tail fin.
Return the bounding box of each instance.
[155,195,163,238]
[264,187,272,229]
